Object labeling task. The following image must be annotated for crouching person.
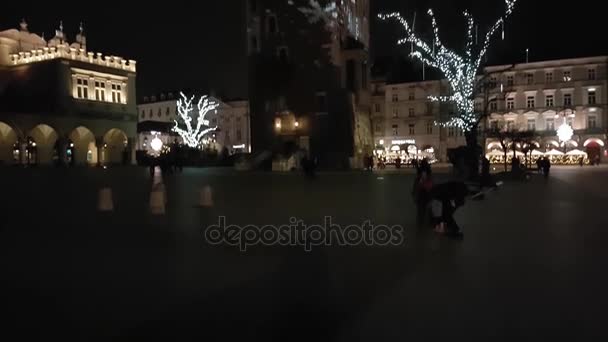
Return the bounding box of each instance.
[430,182,468,239]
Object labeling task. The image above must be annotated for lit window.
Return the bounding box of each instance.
[563,93,572,106]
[545,94,554,107]
[76,77,89,99]
[588,115,597,129]
[588,90,596,105]
[527,119,536,131]
[507,97,515,110]
[563,70,572,82]
[111,84,123,103]
[527,96,535,108]
[95,81,106,101]
[526,73,534,85]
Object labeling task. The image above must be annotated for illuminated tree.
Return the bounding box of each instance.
[297,0,338,30]
[172,92,219,148]
[379,0,518,133]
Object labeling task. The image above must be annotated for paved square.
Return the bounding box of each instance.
[1,166,607,340]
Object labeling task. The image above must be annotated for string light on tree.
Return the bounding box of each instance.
[297,0,339,30]
[379,0,518,132]
[172,92,219,148]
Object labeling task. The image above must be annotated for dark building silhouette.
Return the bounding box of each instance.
[246,0,372,169]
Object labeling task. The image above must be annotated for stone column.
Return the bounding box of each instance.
[19,140,27,165]
[96,137,105,166]
[128,137,137,165]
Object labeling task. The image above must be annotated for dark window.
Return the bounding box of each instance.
[249,0,257,12]
[278,47,289,63]
[361,62,368,90]
[316,93,327,113]
[250,36,258,52]
[267,16,278,34]
[346,59,356,93]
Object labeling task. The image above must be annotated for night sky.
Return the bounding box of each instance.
[3,0,607,99]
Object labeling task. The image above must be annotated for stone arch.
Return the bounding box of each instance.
[28,124,59,164]
[0,121,19,164]
[487,141,503,151]
[102,128,128,165]
[544,139,559,150]
[68,126,97,165]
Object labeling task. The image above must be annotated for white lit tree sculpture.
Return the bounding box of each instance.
[379,0,518,133]
[172,92,219,148]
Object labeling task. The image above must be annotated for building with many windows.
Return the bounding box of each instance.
[482,56,608,162]
[0,20,137,165]
[137,93,251,156]
[371,79,465,163]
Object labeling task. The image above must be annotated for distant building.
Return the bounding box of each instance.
[0,20,137,165]
[246,0,372,169]
[137,93,250,155]
[370,78,465,163]
[482,56,608,162]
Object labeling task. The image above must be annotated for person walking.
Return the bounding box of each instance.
[542,157,551,180]
[412,170,433,228]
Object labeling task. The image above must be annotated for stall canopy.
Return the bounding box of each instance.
[545,149,565,156]
[486,150,505,157]
[531,150,544,156]
[566,149,588,156]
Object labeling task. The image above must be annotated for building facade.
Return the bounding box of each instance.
[0,20,137,166]
[371,79,466,163]
[246,0,373,169]
[483,56,608,162]
[137,93,251,155]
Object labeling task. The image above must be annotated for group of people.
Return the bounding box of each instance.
[412,160,467,239]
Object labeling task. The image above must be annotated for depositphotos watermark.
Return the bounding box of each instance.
[203,216,405,252]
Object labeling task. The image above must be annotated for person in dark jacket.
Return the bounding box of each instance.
[542,157,551,179]
[430,182,469,239]
[412,170,434,227]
